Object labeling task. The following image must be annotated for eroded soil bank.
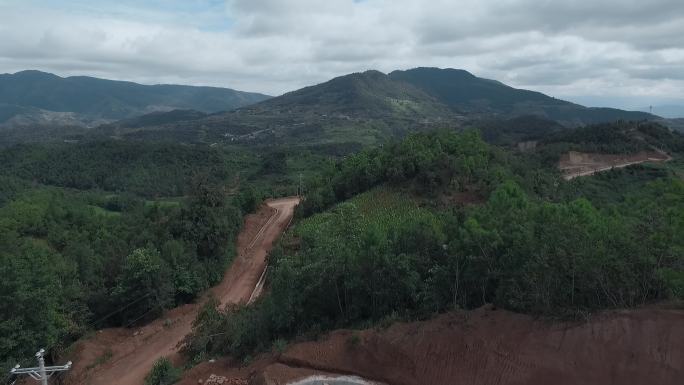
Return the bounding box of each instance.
[181,304,683,385]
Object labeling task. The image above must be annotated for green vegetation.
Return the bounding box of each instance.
[0,141,242,197]
[388,67,652,125]
[185,129,684,362]
[538,120,684,157]
[144,357,181,385]
[2,106,682,376]
[0,70,269,121]
[0,141,261,370]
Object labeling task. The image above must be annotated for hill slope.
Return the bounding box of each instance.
[104,68,658,148]
[12,67,660,149]
[389,67,654,126]
[101,70,458,147]
[0,70,270,124]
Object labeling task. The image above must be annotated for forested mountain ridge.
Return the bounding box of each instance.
[245,70,451,118]
[95,70,458,148]
[99,68,657,148]
[389,67,655,126]
[0,70,270,125]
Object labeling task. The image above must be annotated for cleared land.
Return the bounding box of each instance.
[64,197,299,385]
[178,305,683,385]
[559,150,671,179]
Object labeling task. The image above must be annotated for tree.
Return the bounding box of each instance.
[112,247,173,324]
[144,357,181,385]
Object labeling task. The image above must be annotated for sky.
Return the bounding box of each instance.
[0,0,683,114]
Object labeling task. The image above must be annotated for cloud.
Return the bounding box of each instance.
[0,0,682,107]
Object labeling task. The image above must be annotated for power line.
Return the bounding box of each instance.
[123,303,162,329]
[87,292,153,328]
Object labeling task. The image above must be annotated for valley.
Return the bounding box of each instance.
[4,1,684,383]
[1,67,683,385]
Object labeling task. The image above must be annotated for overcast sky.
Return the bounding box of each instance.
[1,0,683,112]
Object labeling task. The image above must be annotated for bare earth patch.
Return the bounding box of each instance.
[178,305,683,385]
[559,150,671,180]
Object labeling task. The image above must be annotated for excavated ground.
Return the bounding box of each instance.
[559,150,671,179]
[180,304,683,385]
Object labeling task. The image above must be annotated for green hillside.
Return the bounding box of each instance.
[103,70,456,149]
[390,67,654,126]
[100,68,658,149]
[0,70,270,122]
[184,128,684,362]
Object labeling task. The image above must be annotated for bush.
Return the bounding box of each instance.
[144,357,181,385]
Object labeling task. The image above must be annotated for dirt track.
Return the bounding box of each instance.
[65,197,299,385]
[559,150,671,180]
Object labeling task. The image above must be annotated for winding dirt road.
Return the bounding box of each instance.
[66,197,299,385]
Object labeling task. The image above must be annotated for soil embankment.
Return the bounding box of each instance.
[180,305,683,385]
[64,197,300,385]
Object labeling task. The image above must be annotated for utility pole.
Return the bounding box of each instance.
[9,349,72,385]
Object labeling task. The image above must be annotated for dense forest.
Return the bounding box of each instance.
[0,141,243,197]
[184,127,684,362]
[0,140,275,371]
[0,136,344,371]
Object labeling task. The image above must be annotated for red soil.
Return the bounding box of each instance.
[181,305,683,385]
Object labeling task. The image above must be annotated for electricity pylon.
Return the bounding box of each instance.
[9,349,72,385]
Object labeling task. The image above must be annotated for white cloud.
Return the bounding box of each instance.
[0,0,682,107]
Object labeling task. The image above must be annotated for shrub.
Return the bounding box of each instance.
[144,357,181,385]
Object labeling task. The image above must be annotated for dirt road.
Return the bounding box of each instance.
[560,150,671,180]
[66,197,299,385]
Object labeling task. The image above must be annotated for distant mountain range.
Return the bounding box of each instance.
[104,67,653,146]
[0,67,661,147]
[0,70,270,127]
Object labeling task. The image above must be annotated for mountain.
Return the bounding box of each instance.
[100,70,458,147]
[248,70,450,118]
[112,68,653,148]
[389,67,654,126]
[0,70,271,125]
[6,67,659,149]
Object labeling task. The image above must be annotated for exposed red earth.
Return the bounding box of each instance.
[559,150,671,180]
[64,197,300,385]
[180,305,683,385]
